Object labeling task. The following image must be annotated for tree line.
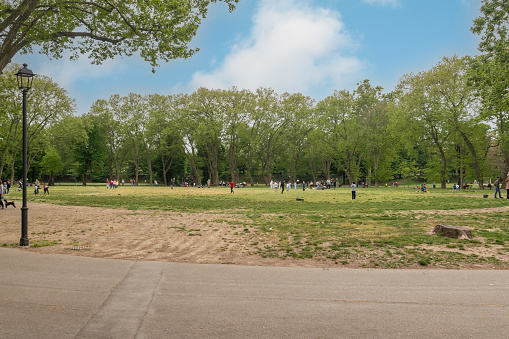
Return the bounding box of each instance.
[1,0,508,189]
[0,54,507,189]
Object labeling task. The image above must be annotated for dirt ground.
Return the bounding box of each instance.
[1,203,508,269]
[0,203,323,267]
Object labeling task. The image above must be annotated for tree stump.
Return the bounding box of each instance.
[431,224,472,240]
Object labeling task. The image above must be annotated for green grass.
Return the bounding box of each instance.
[10,184,509,268]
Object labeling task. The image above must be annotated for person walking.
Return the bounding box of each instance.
[281,179,285,194]
[0,180,4,209]
[351,181,357,200]
[230,180,234,193]
[494,176,502,198]
[505,173,509,200]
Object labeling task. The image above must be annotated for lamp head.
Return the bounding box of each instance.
[15,63,35,91]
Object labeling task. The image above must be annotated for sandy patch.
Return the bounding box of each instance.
[1,203,507,269]
[0,203,322,267]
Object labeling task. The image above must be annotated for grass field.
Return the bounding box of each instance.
[7,183,509,268]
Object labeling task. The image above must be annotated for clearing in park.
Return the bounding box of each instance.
[1,184,508,269]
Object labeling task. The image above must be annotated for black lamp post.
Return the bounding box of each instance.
[15,63,35,247]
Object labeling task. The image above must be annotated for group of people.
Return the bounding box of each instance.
[106,179,119,189]
[493,173,509,199]
[107,179,131,188]
[269,180,342,191]
[33,179,49,195]
[0,178,48,207]
[0,179,8,208]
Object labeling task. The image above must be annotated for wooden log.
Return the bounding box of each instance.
[431,224,472,240]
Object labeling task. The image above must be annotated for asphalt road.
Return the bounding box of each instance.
[1,248,508,338]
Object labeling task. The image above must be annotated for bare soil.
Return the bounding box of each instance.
[1,203,507,269]
[0,203,320,267]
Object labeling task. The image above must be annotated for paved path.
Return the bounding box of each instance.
[1,248,508,338]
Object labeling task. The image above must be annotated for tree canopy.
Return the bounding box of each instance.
[0,0,239,73]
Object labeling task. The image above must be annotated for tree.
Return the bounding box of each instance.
[355,80,395,187]
[72,114,107,185]
[88,95,129,181]
[257,88,287,184]
[47,114,87,181]
[187,88,223,185]
[471,0,509,172]
[176,93,202,185]
[120,93,146,185]
[40,146,63,185]
[223,87,252,183]
[433,56,488,189]
[0,0,239,74]
[318,89,365,183]
[397,70,453,188]
[279,92,314,182]
[304,129,329,183]
[238,88,265,186]
[0,63,22,180]
[145,94,168,185]
[0,65,75,183]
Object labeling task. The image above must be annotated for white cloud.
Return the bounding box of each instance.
[189,0,366,97]
[36,52,124,88]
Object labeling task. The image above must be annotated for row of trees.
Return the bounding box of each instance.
[0,55,507,189]
[1,1,508,189]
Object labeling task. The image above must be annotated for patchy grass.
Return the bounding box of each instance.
[15,184,509,268]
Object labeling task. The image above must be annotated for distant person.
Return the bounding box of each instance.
[351,181,356,200]
[494,176,502,198]
[302,181,306,191]
[230,180,234,193]
[0,180,4,209]
[43,183,49,195]
[281,179,285,194]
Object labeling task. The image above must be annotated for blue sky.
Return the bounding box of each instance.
[12,0,482,115]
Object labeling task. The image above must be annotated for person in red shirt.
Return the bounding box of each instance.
[230,181,234,193]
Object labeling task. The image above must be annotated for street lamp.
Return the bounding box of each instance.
[15,63,35,247]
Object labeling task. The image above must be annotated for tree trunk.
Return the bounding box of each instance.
[439,146,447,189]
[49,170,55,186]
[458,131,484,189]
[323,158,331,181]
[147,147,153,185]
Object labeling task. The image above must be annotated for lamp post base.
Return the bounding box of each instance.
[20,206,29,246]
